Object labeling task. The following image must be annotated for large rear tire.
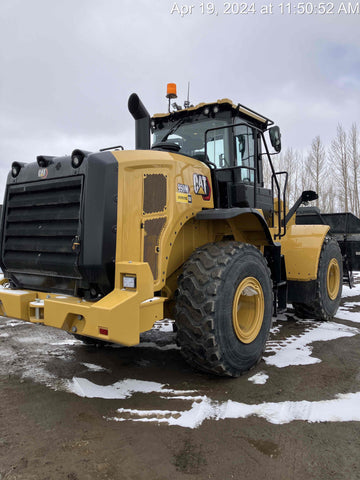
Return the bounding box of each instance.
[293,237,343,321]
[174,242,273,377]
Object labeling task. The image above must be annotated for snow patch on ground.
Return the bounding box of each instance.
[67,378,167,399]
[336,306,360,323]
[264,321,359,368]
[0,318,30,328]
[248,372,269,385]
[270,322,283,335]
[66,378,197,400]
[50,339,82,346]
[81,362,108,372]
[342,282,360,298]
[342,302,359,308]
[109,392,360,429]
[334,277,360,321]
[135,341,180,351]
[153,320,174,333]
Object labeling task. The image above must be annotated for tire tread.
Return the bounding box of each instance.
[175,241,272,377]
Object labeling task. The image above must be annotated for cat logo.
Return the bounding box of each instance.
[193,173,210,200]
[38,168,48,179]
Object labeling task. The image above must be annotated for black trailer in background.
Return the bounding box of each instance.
[296,208,360,287]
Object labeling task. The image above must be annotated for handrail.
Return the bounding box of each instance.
[271,171,288,239]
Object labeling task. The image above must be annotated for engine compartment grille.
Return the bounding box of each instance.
[2,177,83,282]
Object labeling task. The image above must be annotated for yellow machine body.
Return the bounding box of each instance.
[0,148,328,345]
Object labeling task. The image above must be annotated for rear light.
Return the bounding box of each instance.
[99,327,108,336]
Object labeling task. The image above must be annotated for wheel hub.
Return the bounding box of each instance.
[232,277,264,344]
[327,258,340,300]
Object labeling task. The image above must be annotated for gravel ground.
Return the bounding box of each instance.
[0,275,360,479]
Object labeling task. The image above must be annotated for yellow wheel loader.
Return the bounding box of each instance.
[0,85,343,376]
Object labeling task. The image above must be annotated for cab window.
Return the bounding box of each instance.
[234,125,255,182]
[206,127,234,168]
[206,130,226,168]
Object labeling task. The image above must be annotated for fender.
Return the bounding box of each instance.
[278,224,329,281]
[278,224,330,303]
[196,207,275,246]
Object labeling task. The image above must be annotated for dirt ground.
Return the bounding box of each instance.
[1,278,360,480]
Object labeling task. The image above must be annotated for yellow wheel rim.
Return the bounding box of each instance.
[232,277,264,344]
[327,258,340,300]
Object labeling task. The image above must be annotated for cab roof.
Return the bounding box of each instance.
[152,98,273,129]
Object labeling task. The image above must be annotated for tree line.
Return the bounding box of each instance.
[263,123,359,216]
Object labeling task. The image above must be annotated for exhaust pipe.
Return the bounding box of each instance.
[128,93,150,150]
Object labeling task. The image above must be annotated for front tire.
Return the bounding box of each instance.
[293,237,343,321]
[174,242,273,377]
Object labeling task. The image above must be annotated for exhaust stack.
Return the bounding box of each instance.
[128,93,150,150]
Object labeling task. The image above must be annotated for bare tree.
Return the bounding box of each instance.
[274,148,304,206]
[321,181,336,213]
[329,124,351,212]
[306,136,326,209]
[348,123,360,217]
[261,123,359,216]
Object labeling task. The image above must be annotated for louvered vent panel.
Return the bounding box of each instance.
[3,177,83,279]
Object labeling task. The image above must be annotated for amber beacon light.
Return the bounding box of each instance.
[166,83,177,99]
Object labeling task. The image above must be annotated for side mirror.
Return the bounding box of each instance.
[269,126,281,153]
[301,190,318,203]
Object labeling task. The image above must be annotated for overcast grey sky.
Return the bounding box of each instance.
[0,0,359,199]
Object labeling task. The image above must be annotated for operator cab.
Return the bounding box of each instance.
[151,98,281,218]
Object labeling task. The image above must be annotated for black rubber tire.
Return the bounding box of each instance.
[174,241,273,377]
[293,237,343,321]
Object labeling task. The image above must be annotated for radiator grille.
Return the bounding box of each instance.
[2,177,83,280]
[143,174,167,214]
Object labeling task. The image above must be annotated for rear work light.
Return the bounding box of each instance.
[37,155,54,168]
[11,161,25,178]
[71,149,92,169]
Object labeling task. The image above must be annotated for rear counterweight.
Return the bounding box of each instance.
[0,151,118,298]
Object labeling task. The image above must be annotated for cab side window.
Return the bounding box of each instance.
[234,125,255,183]
[206,128,234,169]
[206,129,227,168]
